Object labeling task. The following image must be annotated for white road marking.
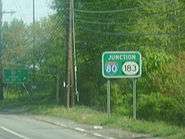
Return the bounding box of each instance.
[74,127,86,132]
[107,137,115,139]
[1,126,30,139]
[93,132,104,137]
[93,126,103,130]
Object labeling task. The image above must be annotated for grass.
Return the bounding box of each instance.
[28,105,185,138]
[0,92,185,139]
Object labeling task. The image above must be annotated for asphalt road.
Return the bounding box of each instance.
[0,114,98,139]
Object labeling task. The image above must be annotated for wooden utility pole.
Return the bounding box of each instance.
[71,0,75,107]
[66,0,75,108]
[0,0,15,100]
[33,0,35,43]
[72,0,79,102]
[0,0,3,100]
[32,0,36,82]
[33,0,35,46]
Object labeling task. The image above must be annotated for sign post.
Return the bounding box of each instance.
[133,78,137,119]
[102,51,142,119]
[107,80,111,117]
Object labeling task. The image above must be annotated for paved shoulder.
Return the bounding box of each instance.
[0,114,98,139]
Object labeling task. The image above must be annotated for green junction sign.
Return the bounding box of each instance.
[102,51,142,78]
[3,68,29,84]
[102,51,142,119]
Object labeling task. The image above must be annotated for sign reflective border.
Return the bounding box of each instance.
[102,51,142,78]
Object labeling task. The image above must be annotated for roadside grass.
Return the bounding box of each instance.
[28,105,185,139]
[0,94,185,139]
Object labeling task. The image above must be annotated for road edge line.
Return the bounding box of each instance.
[1,126,30,139]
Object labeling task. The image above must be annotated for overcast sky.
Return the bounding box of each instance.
[2,0,54,24]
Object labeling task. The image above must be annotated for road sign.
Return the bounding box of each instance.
[102,51,142,78]
[3,68,29,84]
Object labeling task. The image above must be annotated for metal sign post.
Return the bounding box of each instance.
[133,78,137,120]
[107,80,111,117]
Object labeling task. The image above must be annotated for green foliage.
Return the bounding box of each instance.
[2,19,28,67]
[138,93,185,126]
[111,83,132,115]
[64,0,185,126]
[139,47,174,93]
[1,0,185,129]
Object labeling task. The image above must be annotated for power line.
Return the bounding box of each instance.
[75,7,140,14]
[75,6,184,15]
[75,18,136,26]
[76,26,185,37]
[20,6,65,44]
[75,17,185,27]
[75,0,175,5]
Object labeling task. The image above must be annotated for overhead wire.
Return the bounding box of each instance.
[3,0,66,54]
[72,3,185,28]
[14,1,34,47]
[75,18,137,26]
[73,0,185,51]
[75,6,184,15]
[76,26,184,37]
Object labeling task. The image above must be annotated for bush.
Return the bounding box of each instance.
[138,93,185,126]
[111,83,132,115]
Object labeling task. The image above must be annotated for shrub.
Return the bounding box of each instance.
[138,93,185,126]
